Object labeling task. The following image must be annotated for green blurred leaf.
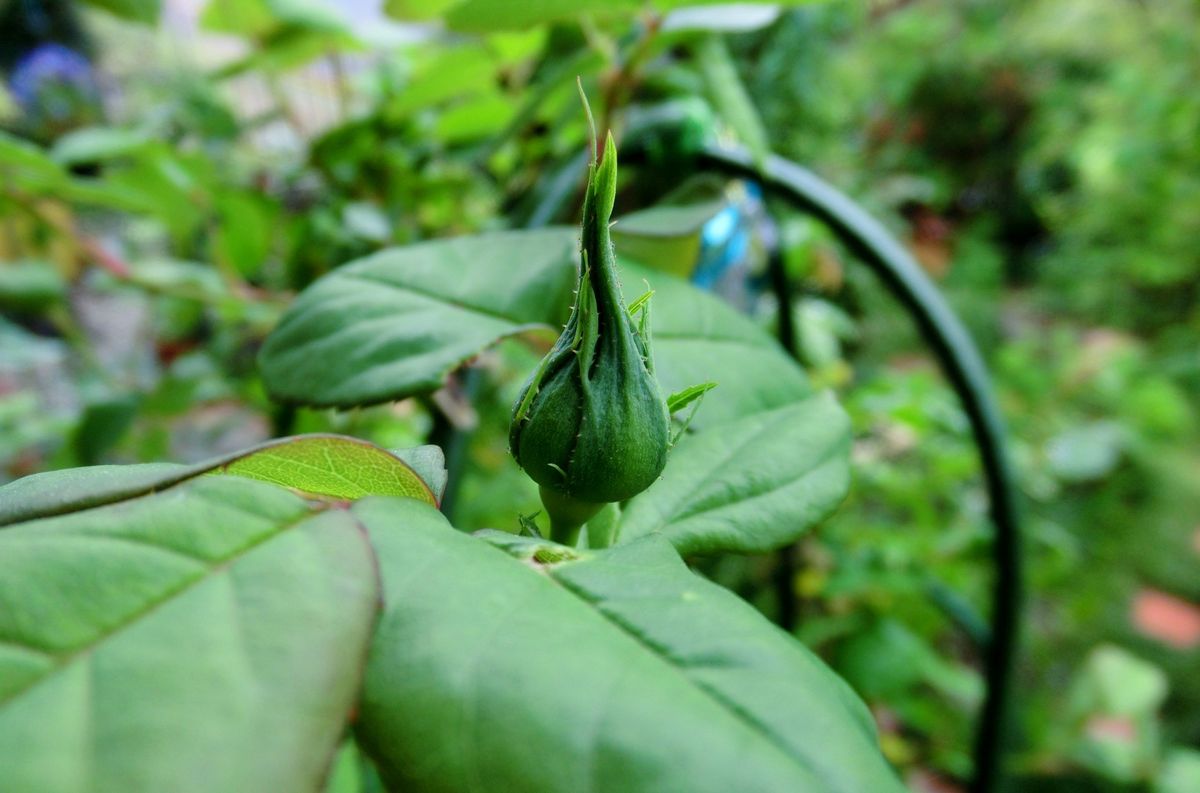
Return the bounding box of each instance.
[0,262,66,312]
[201,0,350,36]
[71,394,141,465]
[200,0,274,35]
[433,91,516,144]
[50,126,152,166]
[612,201,725,278]
[100,150,210,242]
[1158,749,1200,793]
[354,498,904,792]
[201,0,358,72]
[1073,645,1168,718]
[0,131,149,210]
[0,477,378,792]
[388,46,497,116]
[383,0,458,20]
[1046,421,1125,483]
[0,131,68,192]
[78,0,160,24]
[127,258,229,302]
[213,191,276,278]
[695,35,770,167]
[445,0,639,32]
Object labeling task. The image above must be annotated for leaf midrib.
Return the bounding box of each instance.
[548,571,825,786]
[343,271,555,328]
[0,503,322,707]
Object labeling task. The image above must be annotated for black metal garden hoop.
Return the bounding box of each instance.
[687,143,1024,793]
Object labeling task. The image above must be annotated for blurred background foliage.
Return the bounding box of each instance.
[0,0,1197,790]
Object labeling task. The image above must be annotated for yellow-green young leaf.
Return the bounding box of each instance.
[0,477,379,792]
[384,0,458,20]
[216,435,438,504]
[666,381,718,414]
[0,434,440,527]
[354,499,904,793]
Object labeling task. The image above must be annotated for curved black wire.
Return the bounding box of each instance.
[692,145,1023,793]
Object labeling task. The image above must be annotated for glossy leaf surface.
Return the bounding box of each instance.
[0,477,379,792]
[354,498,902,793]
[619,393,851,555]
[259,229,578,407]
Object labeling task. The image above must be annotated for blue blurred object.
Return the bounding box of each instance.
[692,181,769,311]
[8,42,99,133]
[693,202,748,288]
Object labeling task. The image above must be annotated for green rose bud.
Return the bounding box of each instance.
[509,131,670,543]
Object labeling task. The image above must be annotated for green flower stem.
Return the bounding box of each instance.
[539,485,604,547]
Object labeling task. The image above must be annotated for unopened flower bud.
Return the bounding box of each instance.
[510,132,670,536]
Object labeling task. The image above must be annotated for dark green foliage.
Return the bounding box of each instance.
[2,1,1198,790]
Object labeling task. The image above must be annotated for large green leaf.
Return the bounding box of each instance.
[618,393,851,555]
[0,477,379,792]
[259,229,578,407]
[354,498,902,792]
[258,228,810,425]
[0,433,440,527]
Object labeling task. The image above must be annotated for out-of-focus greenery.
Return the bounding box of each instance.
[737,1,1200,788]
[1,0,1196,790]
